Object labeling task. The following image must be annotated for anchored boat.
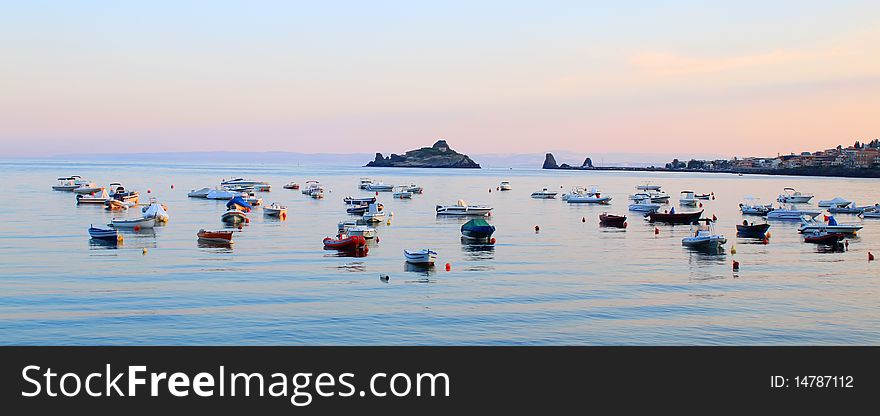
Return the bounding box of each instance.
[648,209,703,224]
[436,200,492,216]
[404,249,437,265]
[461,219,496,241]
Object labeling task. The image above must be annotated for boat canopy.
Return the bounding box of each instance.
[827,216,838,226]
[226,196,253,209]
[463,219,492,228]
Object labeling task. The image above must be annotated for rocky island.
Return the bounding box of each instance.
[366,140,481,168]
[542,153,593,169]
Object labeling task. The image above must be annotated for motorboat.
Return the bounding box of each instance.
[141,198,169,222]
[646,190,671,203]
[647,209,703,224]
[565,186,612,204]
[108,184,139,203]
[679,190,698,206]
[436,200,493,216]
[76,188,109,204]
[599,213,627,228]
[244,192,263,206]
[739,197,774,215]
[530,188,558,199]
[636,183,662,191]
[263,203,287,218]
[393,186,413,199]
[695,193,712,200]
[206,188,238,200]
[404,249,437,265]
[309,187,324,199]
[338,220,377,239]
[346,204,370,215]
[221,209,248,224]
[226,195,253,211]
[803,230,845,245]
[818,197,852,208]
[344,196,376,205]
[777,187,814,204]
[736,221,770,239]
[221,178,270,188]
[628,199,660,213]
[828,203,865,214]
[358,178,374,189]
[104,199,134,210]
[499,181,512,191]
[366,182,394,192]
[461,219,496,241]
[197,229,234,244]
[302,180,321,194]
[362,203,386,222]
[223,184,254,192]
[74,183,103,194]
[52,177,81,191]
[798,215,863,235]
[188,187,211,198]
[561,187,585,201]
[88,225,120,242]
[324,234,368,251]
[283,182,300,190]
[682,220,727,249]
[254,184,271,192]
[111,217,155,229]
[767,206,821,220]
[861,211,880,219]
[407,184,424,194]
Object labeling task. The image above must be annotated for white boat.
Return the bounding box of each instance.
[359,178,374,190]
[436,200,493,216]
[798,216,863,234]
[818,197,852,208]
[283,182,300,190]
[682,221,727,249]
[646,190,670,203]
[338,220,376,239]
[263,203,287,217]
[679,190,698,206]
[244,193,263,206]
[141,198,169,222]
[362,203,386,222]
[74,183,103,194]
[628,199,660,213]
[393,186,413,199]
[221,209,248,224]
[767,206,822,220]
[309,187,324,199]
[739,197,774,215]
[827,203,865,214]
[861,211,880,219]
[404,249,437,265]
[302,180,321,194]
[407,184,424,194]
[206,188,238,200]
[636,183,662,191]
[366,182,394,192]
[221,178,270,188]
[188,187,211,198]
[530,188,558,199]
[52,177,80,191]
[76,188,109,204]
[777,187,814,204]
[566,186,612,204]
[110,217,156,229]
[499,181,512,191]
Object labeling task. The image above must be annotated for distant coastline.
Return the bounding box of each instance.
[550,165,880,179]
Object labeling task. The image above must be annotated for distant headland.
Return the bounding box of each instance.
[366,140,481,168]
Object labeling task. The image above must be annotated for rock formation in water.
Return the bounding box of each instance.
[582,157,593,168]
[542,152,595,169]
[542,153,559,169]
[365,140,481,168]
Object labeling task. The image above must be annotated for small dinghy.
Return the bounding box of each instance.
[363,203,386,222]
[803,230,845,245]
[499,181,512,191]
[188,187,211,198]
[736,221,770,238]
[599,213,627,228]
[461,218,496,241]
[263,203,287,218]
[404,249,437,265]
[221,210,248,224]
[88,225,121,242]
[111,217,155,229]
[682,220,727,250]
[197,229,234,243]
[346,204,370,214]
[344,196,376,205]
[648,209,703,224]
[323,234,368,252]
[695,193,712,200]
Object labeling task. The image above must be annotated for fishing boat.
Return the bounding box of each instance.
[682,220,727,249]
[777,187,813,204]
[599,213,627,227]
[283,182,300,190]
[766,206,822,220]
[88,225,120,242]
[362,203,386,222]
[827,203,864,214]
[108,184,139,203]
[404,249,437,265]
[818,197,852,208]
[499,181,512,191]
[736,221,770,238]
[436,200,493,216]
[460,218,496,241]
[206,188,238,200]
[565,186,612,204]
[197,229,234,243]
[366,182,394,192]
[74,183,103,194]
[636,183,662,191]
[111,217,155,229]
[628,199,660,213]
[393,186,413,199]
[188,187,211,198]
[358,178,374,189]
[221,209,248,224]
[76,188,109,204]
[803,230,845,245]
[798,215,862,235]
[739,197,774,215]
[263,203,287,217]
[695,193,712,200]
[647,209,703,224]
[344,196,376,205]
[679,190,698,206]
[338,220,377,239]
[52,177,81,191]
[530,188,558,199]
[407,184,424,194]
[346,204,370,214]
[323,234,368,251]
[141,198,169,222]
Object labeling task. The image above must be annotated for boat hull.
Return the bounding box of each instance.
[111,218,155,229]
[648,210,703,224]
[736,223,770,238]
[404,249,437,265]
[324,235,368,251]
[197,229,234,243]
[599,214,627,227]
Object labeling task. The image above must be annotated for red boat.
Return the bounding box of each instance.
[599,213,627,227]
[197,229,234,243]
[647,210,703,224]
[323,234,368,251]
[803,231,845,245]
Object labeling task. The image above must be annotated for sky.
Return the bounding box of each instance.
[1,0,879,159]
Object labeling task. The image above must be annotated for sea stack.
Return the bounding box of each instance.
[365,139,481,168]
[542,153,559,169]
[582,157,593,168]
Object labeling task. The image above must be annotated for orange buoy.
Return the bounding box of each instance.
[766,232,771,239]
[245,218,250,223]
[534,225,540,233]
[281,212,287,220]
[869,252,875,261]
[762,237,769,245]
[133,225,141,231]
[490,237,496,244]
[654,227,659,235]
[238,225,243,230]
[445,263,451,271]
[732,260,740,271]
[142,248,147,255]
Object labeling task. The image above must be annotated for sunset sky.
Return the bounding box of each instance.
[2,1,879,158]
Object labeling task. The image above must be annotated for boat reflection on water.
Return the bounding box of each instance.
[684,244,726,256]
[461,240,495,260]
[88,238,121,250]
[404,262,435,277]
[323,248,369,258]
[197,240,234,251]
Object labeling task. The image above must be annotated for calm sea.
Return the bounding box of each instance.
[0,160,878,345]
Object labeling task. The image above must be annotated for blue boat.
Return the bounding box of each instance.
[736,221,770,239]
[461,219,495,241]
[226,195,253,210]
[88,225,119,241]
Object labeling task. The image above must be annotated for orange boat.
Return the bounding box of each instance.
[197,229,234,243]
[323,234,367,251]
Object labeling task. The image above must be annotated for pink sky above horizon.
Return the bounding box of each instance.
[2,1,879,158]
